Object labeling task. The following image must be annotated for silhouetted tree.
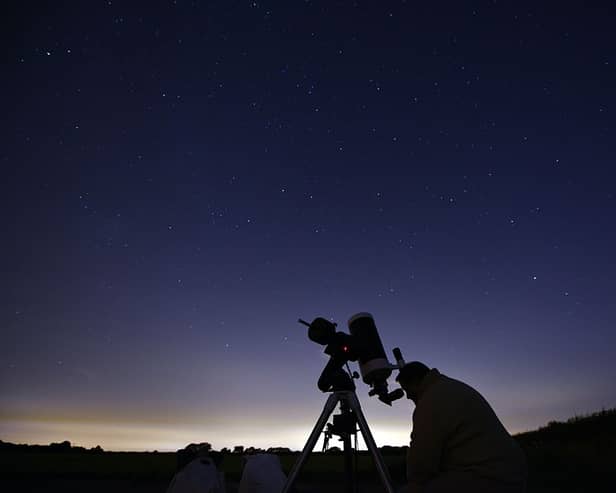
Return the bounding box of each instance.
[176,442,215,472]
[267,447,291,454]
[49,440,72,452]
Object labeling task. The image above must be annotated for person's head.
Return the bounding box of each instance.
[176,443,222,472]
[395,361,430,404]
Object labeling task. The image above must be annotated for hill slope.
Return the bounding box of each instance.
[514,409,616,491]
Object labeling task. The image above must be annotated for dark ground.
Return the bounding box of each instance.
[1,410,614,492]
[0,478,594,493]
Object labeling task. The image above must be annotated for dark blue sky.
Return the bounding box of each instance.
[2,1,615,451]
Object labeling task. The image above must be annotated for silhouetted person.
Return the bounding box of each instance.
[396,362,527,493]
[167,444,225,493]
[239,453,287,493]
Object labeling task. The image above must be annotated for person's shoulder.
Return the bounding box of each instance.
[426,373,479,403]
[437,374,492,409]
[416,371,448,408]
[424,370,454,392]
[439,373,473,390]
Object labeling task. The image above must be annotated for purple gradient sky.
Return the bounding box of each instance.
[2,1,615,451]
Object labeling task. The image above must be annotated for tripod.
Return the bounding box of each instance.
[281,389,396,493]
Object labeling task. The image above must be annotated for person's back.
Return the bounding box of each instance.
[399,364,527,493]
[238,453,287,493]
[166,456,225,493]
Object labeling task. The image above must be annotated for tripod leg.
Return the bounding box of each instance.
[347,393,396,493]
[281,393,340,493]
[341,431,355,493]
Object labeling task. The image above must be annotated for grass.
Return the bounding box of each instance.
[0,451,176,480]
[1,408,614,491]
[0,449,406,484]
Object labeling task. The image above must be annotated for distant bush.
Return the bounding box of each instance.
[0,440,104,454]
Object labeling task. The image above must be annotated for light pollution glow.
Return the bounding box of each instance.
[0,418,411,452]
[2,363,608,451]
[0,415,537,452]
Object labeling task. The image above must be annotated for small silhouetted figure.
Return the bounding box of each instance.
[167,444,224,493]
[396,362,527,493]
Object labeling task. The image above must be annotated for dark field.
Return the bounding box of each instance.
[0,451,400,492]
[0,451,404,492]
[0,448,605,493]
[2,410,614,492]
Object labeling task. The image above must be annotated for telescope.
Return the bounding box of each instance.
[299,312,405,405]
[285,312,406,493]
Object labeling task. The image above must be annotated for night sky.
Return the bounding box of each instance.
[2,1,615,452]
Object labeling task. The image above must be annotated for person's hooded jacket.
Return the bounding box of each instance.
[406,369,527,488]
